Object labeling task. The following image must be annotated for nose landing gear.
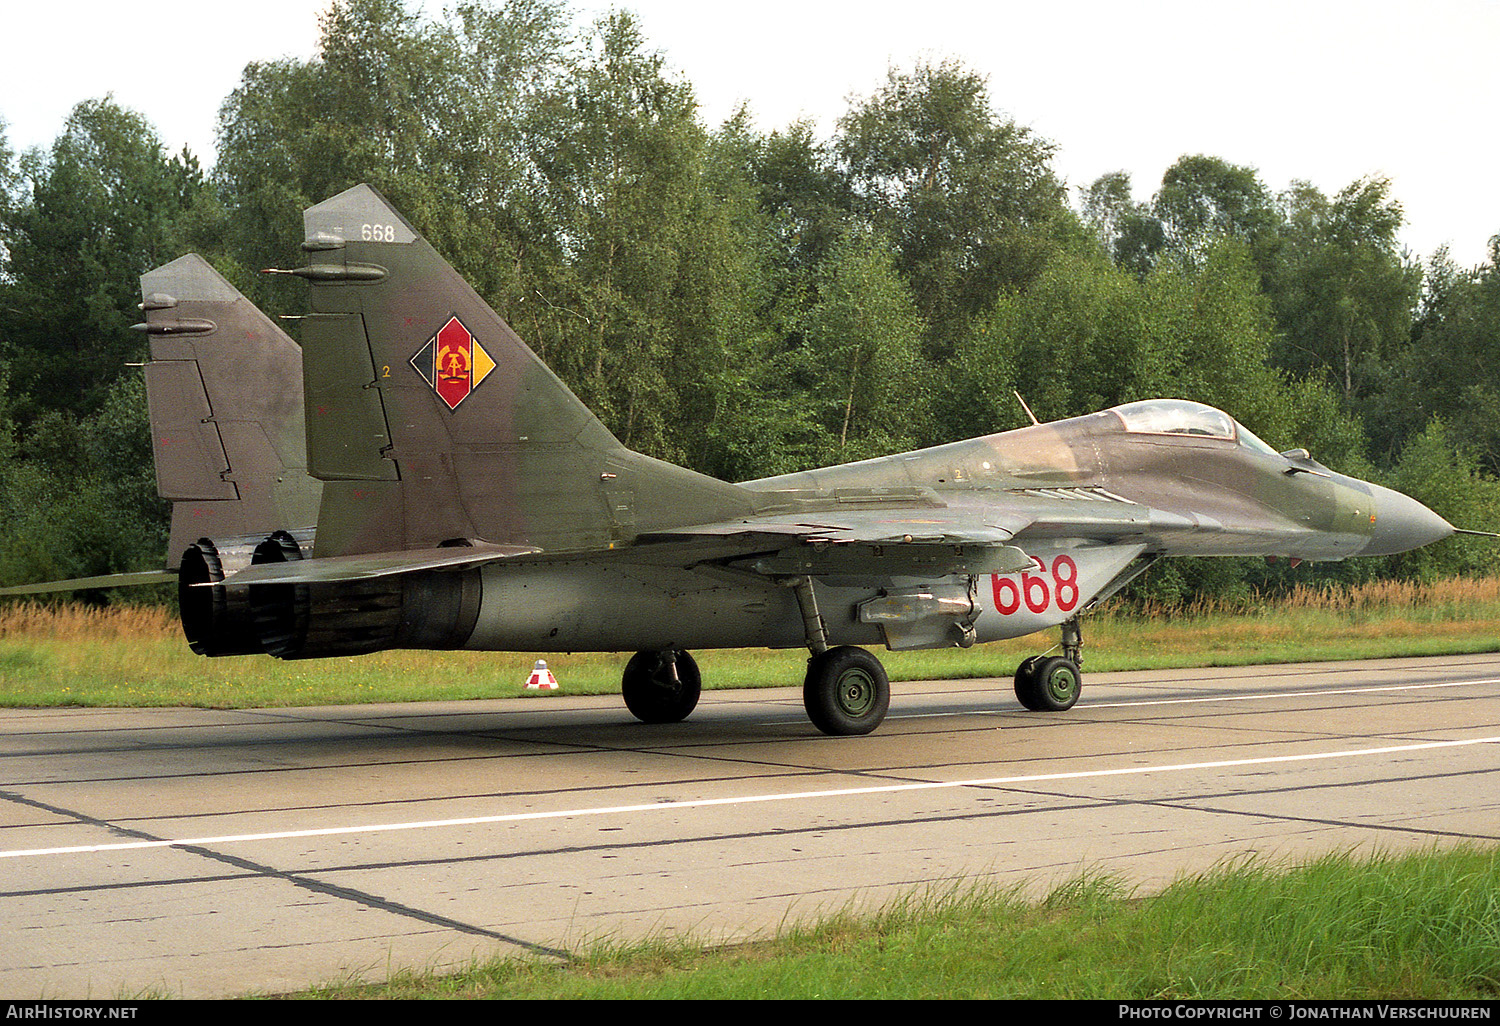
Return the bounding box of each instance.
[1014,616,1083,711]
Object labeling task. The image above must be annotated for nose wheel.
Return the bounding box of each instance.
[1014,654,1081,710]
[1014,616,1084,711]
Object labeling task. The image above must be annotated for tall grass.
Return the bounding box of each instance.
[0,601,175,640]
[1120,575,1500,620]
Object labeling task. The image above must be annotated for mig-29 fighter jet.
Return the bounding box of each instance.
[167,183,1456,736]
[1,186,1467,735]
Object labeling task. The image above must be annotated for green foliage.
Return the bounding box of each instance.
[1080,170,1165,278]
[794,225,925,462]
[215,0,572,315]
[747,122,853,288]
[953,238,1327,450]
[0,375,166,590]
[0,98,220,424]
[522,10,713,458]
[1373,241,1500,473]
[0,99,215,584]
[836,60,1069,352]
[1152,154,1277,266]
[1263,177,1421,404]
[1380,420,1500,580]
[0,116,17,211]
[680,119,827,481]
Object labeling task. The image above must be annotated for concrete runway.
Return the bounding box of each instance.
[2,653,1497,997]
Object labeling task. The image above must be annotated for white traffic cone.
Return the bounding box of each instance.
[525,659,559,691]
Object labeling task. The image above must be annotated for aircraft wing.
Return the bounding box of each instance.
[630,510,1036,576]
[638,487,1169,546]
[623,486,1231,577]
[209,489,1187,587]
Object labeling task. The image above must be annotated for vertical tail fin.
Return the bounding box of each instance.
[138,255,321,563]
[287,184,754,559]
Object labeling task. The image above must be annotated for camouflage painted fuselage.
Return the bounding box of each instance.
[458,407,1435,654]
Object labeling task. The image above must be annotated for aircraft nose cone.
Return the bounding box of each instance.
[1363,484,1454,556]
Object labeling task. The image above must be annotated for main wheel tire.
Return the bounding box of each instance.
[803,646,890,736]
[1012,655,1046,708]
[622,649,701,724]
[1014,655,1081,712]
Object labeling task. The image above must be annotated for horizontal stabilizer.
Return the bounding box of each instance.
[212,542,540,587]
[0,570,177,596]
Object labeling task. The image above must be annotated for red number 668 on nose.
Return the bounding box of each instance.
[991,554,1079,616]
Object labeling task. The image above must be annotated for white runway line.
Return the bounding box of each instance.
[1082,677,1500,710]
[4,735,1497,860]
[877,677,1500,722]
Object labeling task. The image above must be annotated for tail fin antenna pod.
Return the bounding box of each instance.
[293,184,756,559]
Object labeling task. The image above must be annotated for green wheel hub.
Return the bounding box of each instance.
[836,667,879,718]
[1044,662,1080,705]
[803,646,891,736]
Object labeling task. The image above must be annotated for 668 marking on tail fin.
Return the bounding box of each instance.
[991,555,1079,616]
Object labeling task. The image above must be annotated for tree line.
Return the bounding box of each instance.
[1,0,1497,604]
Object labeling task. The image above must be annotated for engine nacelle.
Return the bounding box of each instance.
[246,531,482,660]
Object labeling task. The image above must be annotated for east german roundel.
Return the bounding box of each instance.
[410,316,495,410]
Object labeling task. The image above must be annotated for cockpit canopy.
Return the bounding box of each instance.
[1108,399,1279,456]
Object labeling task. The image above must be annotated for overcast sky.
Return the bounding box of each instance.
[2,0,1496,267]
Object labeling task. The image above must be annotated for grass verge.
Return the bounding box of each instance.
[2,577,1499,708]
[298,845,1500,999]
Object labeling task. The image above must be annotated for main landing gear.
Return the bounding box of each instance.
[620,585,1094,734]
[621,648,701,723]
[788,576,892,736]
[1013,616,1083,711]
[621,640,891,736]
[804,645,890,736]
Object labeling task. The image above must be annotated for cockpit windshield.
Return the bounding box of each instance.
[1235,423,1281,457]
[1109,399,1279,455]
[1110,399,1235,439]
